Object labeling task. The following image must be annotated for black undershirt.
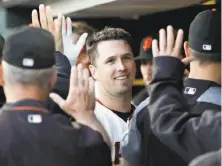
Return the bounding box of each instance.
[112,109,134,122]
[96,99,135,122]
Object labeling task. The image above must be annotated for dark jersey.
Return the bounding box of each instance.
[132,87,149,106]
[183,77,221,113]
[122,57,221,166]
[148,57,221,163]
[0,99,111,166]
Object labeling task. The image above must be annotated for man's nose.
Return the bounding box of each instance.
[116,60,126,71]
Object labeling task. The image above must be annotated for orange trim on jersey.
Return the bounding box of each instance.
[11,106,47,112]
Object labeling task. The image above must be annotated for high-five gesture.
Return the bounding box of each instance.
[50,64,95,124]
[152,25,193,65]
[31,4,63,53]
[50,64,110,146]
[152,25,184,58]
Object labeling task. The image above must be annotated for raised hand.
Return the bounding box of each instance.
[62,17,88,66]
[31,4,63,53]
[49,64,95,124]
[152,25,193,65]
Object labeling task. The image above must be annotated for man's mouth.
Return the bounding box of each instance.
[115,75,128,80]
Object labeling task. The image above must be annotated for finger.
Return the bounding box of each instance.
[39,4,48,30]
[56,14,63,36]
[181,56,195,65]
[166,25,175,54]
[46,6,54,33]
[54,14,63,52]
[62,16,66,36]
[152,39,159,57]
[66,17,73,37]
[174,29,184,57]
[75,33,88,56]
[31,10,40,28]
[83,68,90,89]
[159,29,167,52]
[54,19,58,32]
[52,19,57,32]
[49,93,66,110]
[70,66,78,92]
[77,64,84,88]
[88,77,95,94]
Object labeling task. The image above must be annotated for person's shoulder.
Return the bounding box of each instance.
[197,86,221,107]
[133,96,150,118]
[134,97,150,129]
[77,124,106,146]
[136,105,150,125]
[73,123,112,166]
[133,87,149,106]
[52,114,107,147]
[46,113,110,152]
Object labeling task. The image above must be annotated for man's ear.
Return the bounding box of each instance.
[0,64,5,87]
[49,71,57,90]
[184,41,191,57]
[89,64,97,80]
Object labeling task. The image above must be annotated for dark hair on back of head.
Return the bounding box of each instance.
[86,27,132,65]
[72,21,95,37]
[190,48,221,65]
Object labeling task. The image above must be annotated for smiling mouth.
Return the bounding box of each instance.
[115,75,128,80]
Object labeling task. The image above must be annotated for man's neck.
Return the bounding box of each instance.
[5,85,48,103]
[96,87,132,113]
[189,63,221,85]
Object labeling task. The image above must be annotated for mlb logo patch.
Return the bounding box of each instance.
[23,58,34,67]
[28,114,42,123]
[202,44,212,51]
[184,87,196,95]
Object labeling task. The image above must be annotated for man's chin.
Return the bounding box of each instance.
[115,86,132,94]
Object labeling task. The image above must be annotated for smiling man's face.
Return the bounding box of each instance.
[89,40,136,95]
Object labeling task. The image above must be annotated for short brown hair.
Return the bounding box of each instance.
[86,27,132,65]
[190,48,221,65]
[72,21,95,37]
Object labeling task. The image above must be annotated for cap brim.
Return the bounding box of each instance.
[135,55,153,61]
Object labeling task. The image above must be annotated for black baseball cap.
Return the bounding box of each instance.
[188,9,221,57]
[0,35,5,59]
[135,36,153,61]
[3,27,55,69]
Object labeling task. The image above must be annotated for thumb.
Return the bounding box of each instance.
[181,56,194,65]
[49,93,65,110]
[74,33,88,58]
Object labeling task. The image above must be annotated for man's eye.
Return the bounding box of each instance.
[107,59,114,64]
[123,56,131,61]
